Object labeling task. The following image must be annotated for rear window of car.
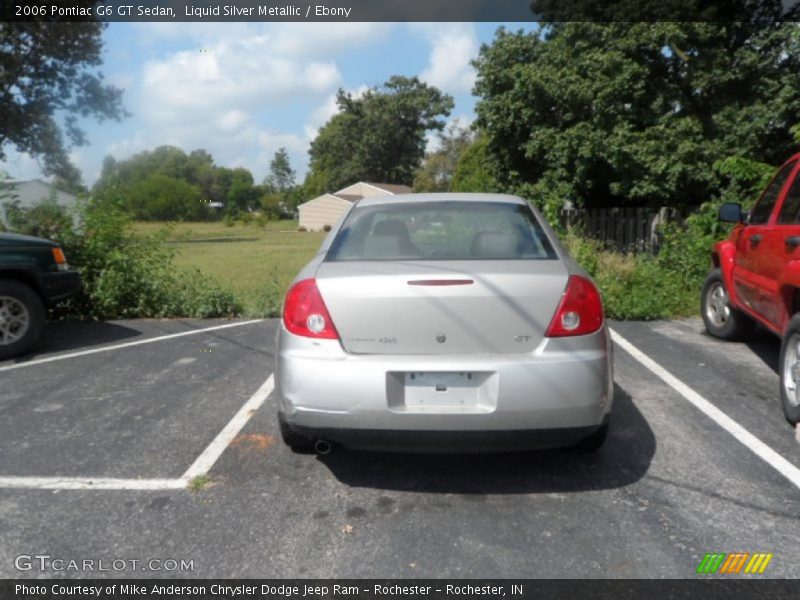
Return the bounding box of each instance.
[325,201,557,261]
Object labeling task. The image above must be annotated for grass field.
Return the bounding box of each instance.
[133,220,326,314]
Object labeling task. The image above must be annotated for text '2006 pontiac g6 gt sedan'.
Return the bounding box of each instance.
[275,193,613,454]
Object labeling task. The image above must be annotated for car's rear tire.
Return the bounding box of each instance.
[278,412,314,453]
[779,315,800,425]
[701,269,755,341]
[0,279,45,360]
[570,421,609,453]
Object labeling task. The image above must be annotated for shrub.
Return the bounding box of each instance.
[562,229,601,278]
[260,194,282,220]
[564,230,695,320]
[250,268,284,318]
[562,153,781,321]
[8,199,243,320]
[3,195,76,242]
[297,226,307,232]
[163,270,242,318]
[593,254,696,320]
[322,224,332,232]
[656,155,776,297]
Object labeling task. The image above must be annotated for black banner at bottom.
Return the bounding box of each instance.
[1,579,798,600]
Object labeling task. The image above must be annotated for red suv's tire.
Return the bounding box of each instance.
[779,314,800,425]
[701,269,755,341]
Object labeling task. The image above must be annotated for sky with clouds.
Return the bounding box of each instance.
[1,22,536,187]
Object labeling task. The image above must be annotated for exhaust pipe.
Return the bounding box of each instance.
[314,439,332,455]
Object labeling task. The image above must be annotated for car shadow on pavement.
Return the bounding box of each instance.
[744,334,780,375]
[16,320,143,361]
[318,383,655,494]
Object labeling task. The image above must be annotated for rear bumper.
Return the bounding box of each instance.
[41,270,81,304]
[276,324,613,447]
[282,417,607,453]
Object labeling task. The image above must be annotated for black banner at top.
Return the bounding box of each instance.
[1,0,800,23]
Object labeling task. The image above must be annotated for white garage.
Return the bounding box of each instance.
[297,182,411,231]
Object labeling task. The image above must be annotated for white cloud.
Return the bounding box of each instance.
[132,22,258,45]
[133,22,390,58]
[140,45,341,122]
[107,131,150,159]
[0,149,97,186]
[304,95,339,140]
[258,131,308,155]
[415,24,479,94]
[302,85,370,140]
[0,151,43,181]
[256,131,309,182]
[102,26,358,182]
[269,22,392,56]
[32,21,485,187]
[424,114,475,154]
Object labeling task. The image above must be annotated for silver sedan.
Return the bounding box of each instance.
[275,193,613,454]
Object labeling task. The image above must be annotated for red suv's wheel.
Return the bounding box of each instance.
[780,315,800,425]
[701,269,755,341]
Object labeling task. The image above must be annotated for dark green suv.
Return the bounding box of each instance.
[0,233,81,359]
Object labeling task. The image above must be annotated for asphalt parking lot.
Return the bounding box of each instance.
[1,317,799,578]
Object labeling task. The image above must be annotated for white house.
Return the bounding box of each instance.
[0,179,79,226]
[298,182,412,231]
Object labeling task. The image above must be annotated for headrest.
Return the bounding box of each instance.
[373,219,410,240]
[471,232,516,258]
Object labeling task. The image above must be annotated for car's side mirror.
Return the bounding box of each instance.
[718,202,744,223]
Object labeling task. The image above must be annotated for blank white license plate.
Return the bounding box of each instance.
[404,372,479,408]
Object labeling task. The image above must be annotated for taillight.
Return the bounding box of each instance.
[545,275,604,337]
[52,247,69,271]
[282,278,339,339]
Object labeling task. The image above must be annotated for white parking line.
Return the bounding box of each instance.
[182,374,275,480]
[610,328,800,491]
[0,477,186,490]
[0,319,264,373]
[0,374,274,491]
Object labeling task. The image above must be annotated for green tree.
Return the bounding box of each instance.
[210,167,235,206]
[260,194,283,220]
[473,23,800,216]
[0,18,127,179]
[450,134,503,193]
[127,174,207,221]
[91,147,263,220]
[185,149,216,201]
[51,161,87,196]
[226,168,259,214]
[413,122,475,192]
[264,148,296,193]
[308,76,453,192]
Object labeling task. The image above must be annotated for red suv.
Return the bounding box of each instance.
[701,153,800,425]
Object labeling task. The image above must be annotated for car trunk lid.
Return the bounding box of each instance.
[315,260,569,355]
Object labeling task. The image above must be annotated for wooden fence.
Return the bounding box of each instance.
[559,206,685,254]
